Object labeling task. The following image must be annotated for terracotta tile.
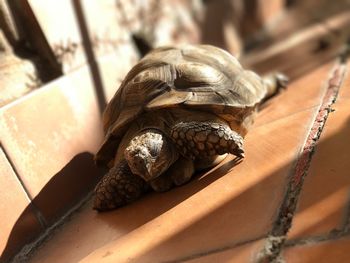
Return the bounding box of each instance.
[254,61,333,127]
[288,100,350,239]
[0,66,104,224]
[28,60,331,262]
[19,0,86,73]
[40,107,315,263]
[0,147,43,261]
[185,239,264,263]
[28,199,162,263]
[283,237,350,263]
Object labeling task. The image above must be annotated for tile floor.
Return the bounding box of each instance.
[0,66,104,261]
[1,2,350,261]
[0,148,43,261]
[279,61,350,262]
[25,57,350,263]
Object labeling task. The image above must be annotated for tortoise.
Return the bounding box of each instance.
[93,44,287,211]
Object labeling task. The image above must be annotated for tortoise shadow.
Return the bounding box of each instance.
[0,152,104,262]
[96,156,243,228]
[4,116,350,263]
[0,152,240,262]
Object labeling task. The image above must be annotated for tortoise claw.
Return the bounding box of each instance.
[235,147,245,158]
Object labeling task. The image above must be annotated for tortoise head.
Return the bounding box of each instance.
[124,129,178,181]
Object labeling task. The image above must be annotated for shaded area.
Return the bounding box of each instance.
[27,158,244,262]
[277,115,350,262]
[201,0,272,53]
[1,152,104,262]
[132,34,152,58]
[96,158,244,235]
[32,152,104,225]
[72,0,107,114]
[23,110,350,262]
[0,204,43,263]
[252,0,350,49]
[258,65,349,262]
[2,2,350,262]
[79,158,297,262]
[130,169,285,263]
[283,236,350,263]
[7,0,62,81]
[290,118,350,238]
[92,114,350,263]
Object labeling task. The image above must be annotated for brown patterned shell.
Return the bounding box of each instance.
[96,45,268,166]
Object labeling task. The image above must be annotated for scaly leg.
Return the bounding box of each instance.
[169,157,195,186]
[93,159,148,211]
[149,156,195,192]
[171,121,244,160]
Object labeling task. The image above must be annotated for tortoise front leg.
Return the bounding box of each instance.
[93,159,148,212]
[149,156,195,192]
[170,121,244,160]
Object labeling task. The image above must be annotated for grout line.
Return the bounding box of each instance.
[340,190,350,232]
[163,235,266,263]
[285,228,350,248]
[11,192,93,263]
[0,144,32,200]
[0,143,48,228]
[256,60,347,262]
[72,0,107,115]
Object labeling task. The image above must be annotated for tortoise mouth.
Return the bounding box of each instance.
[124,146,155,181]
[125,147,174,182]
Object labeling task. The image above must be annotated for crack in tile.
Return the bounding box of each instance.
[255,60,347,263]
[11,192,93,263]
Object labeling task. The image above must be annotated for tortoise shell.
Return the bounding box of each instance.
[95,45,268,167]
